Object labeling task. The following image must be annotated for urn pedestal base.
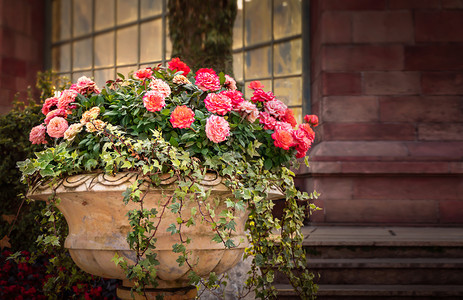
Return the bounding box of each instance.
[117,285,197,300]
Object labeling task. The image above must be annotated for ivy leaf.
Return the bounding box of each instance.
[224,239,236,249]
[169,202,180,214]
[264,159,273,170]
[172,243,185,253]
[176,255,186,266]
[84,159,98,171]
[166,223,177,235]
[188,271,201,285]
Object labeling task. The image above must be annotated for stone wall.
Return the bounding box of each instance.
[305,0,463,225]
[0,0,45,114]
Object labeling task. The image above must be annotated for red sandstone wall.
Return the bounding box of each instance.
[307,0,463,225]
[0,0,45,114]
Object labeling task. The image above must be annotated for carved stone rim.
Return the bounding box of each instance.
[28,171,224,197]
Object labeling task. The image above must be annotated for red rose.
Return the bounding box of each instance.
[170,105,195,129]
[271,130,294,150]
[304,114,319,127]
[282,108,297,128]
[168,57,191,75]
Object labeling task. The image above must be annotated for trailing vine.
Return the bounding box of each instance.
[18,60,319,299]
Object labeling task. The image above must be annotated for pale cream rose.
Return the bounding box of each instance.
[86,119,106,132]
[64,123,83,141]
[172,74,191,85]
[80,107,101,124]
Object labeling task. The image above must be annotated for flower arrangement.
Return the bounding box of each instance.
[19,58,319,299]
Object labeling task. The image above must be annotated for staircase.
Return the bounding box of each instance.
[276,226,463,299]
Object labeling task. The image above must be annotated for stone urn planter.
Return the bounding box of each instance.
[28,172,282,299]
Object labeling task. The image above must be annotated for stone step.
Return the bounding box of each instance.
[309,258,463,285]
[276,258,463,285]
[275,284,463,300]
[275,258,463,285]
[307,245,463,259]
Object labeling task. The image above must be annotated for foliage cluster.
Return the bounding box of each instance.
[0,72,118,299]
[18,60,319,299]
[0,71,63,252]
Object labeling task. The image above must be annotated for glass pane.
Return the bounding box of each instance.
[73,38,93,70]
[274,39,302,76]
[94,68,115,89]
[165,17,172,60]
[233,53,243,82]
[117,0,138,25]
[60,73,71,84]
[95,32,115,68]
[244,79,271,99]
[117,65,136,79]
[274,0,302,39]
[244,46,271,80]
[117,26,138,65]
[290,106,303,124]
[233,0,243,50]
[244,0,271,46]
[141,0,162,18]
[140,63,160,69]
[273,77,302,106]
[52,44,71,72]
[95,0,115,31]
[52,0,71,42]
[140,20,162,63]
[73,0,93,37]
[72,71,92,82]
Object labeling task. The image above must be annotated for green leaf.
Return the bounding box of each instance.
[172,243,186,253]
[169,136,179,147]
[264,159,273,170]
[166,223,177,235]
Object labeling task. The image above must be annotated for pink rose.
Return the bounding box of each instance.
[29,124,48,144]
[224,75,237,90]
[134,68,153,80]
[196,68,216,75]
[74,76,100,95]
[195,72,221,92]
[205,115,230,143]
[248,81,264,90]
[149,78,171,98]
[293,129,312,158]
[258,112,277,130]
[221,90,244,109]
[264,99,287,119]
[274,121,293,133]
[44,108,68,125]
[46,117,69,138]
[143,91,166,112]
[57,89,78,110]
[204,93,232,115]
[251,88,275,103]
[237,101,259,123]
[42,97,59,115]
